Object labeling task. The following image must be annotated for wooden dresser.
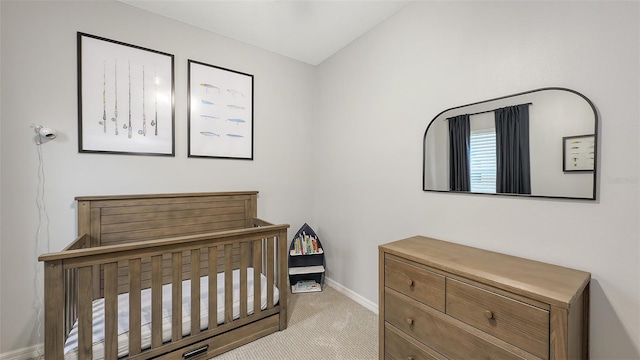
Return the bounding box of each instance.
[379,236,590,360]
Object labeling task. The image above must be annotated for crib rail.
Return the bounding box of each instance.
[39,223,288,359]
[60,235,92,336]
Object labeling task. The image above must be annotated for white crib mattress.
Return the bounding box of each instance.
[63,268,279,360]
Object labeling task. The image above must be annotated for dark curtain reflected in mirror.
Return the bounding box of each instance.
[495,104,531,194]
[448,114,470,191]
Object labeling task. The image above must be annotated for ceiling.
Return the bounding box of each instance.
[119,0,411,66]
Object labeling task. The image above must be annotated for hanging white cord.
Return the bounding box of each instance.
[33,140,50,358]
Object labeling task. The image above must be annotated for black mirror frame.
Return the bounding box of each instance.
[422,87,598,200]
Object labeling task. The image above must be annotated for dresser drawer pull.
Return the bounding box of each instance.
[484,310,494,320]
[406,318,414,325]
[407,279,414,287]
[408,357,414,360]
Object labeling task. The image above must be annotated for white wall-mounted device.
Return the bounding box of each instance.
[33,125,57,144]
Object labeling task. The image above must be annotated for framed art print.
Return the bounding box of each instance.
[188,60,253,159]
[78,32,175,156]
[563,134,595,172]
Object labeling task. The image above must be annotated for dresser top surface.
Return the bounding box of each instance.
[380,236,590,308]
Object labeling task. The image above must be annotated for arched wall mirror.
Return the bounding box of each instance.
[423,87,598,200]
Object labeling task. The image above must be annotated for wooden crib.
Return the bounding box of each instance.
[38,191,289,359]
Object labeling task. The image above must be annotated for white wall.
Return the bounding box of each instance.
[315,1,639,359]
[0,0,3,351]
[0,0,315,353]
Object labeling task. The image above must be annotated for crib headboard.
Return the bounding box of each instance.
[75,191,261,296]
[76,191,258,246]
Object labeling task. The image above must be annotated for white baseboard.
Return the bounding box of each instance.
[325,276,379,314]
[0,344,43,360]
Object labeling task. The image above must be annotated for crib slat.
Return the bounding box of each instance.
[64,268,78,337]
[151,255,163,348]
[172,252,183,341]
[72,269,78,332]
[224,244,233,323]
[240,241,249,318]
[208,246,218,329]
[253,239,262,315]
[129,258,142,355]
[78,267,93,360]
[90,208,101,298]
[278,229,288,330]
[104,262,118,359]
[191,249,201,335]
[267,237,274,308]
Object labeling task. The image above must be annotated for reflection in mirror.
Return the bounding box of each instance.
[423,88,598,200]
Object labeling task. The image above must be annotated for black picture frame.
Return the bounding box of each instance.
[187,60,254,160]
[563,134,595,172]
[77,32,175,156]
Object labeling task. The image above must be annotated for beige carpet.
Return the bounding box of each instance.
[212,285,379,359]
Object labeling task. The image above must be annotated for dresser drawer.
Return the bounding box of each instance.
[385,255,445,311]
[154,315,279,360]
[385,323,446,360]
[385,288,532,360]
[446,278,549,359]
